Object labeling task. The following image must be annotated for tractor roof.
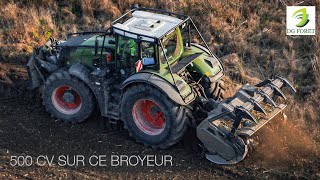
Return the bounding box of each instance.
[112,9,187,41]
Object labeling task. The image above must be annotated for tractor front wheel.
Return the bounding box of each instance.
[42,70,95,123]
[120,84,189,149]
[203,78,226,100]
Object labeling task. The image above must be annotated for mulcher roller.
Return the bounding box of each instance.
[197,76,296,164]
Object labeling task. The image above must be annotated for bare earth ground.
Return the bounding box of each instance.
[0,63,319,179]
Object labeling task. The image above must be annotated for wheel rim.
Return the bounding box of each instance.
[132,99,166,136]
[52,86,82,115]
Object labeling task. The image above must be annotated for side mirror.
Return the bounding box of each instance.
[106,28,112,35]
[108,40,116,45]
[131,3,139,9]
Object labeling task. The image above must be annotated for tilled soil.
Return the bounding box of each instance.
[0,63,319,179]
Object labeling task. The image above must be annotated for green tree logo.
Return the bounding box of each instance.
[292,8,310,27]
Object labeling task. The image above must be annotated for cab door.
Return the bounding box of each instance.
[115,35,139,77]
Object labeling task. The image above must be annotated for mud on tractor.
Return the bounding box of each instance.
[27,6,296,164]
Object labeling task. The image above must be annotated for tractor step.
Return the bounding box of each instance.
[106,84,121,120]
[106,98,120,120]
[107,112,119,120]
[110,92,121,101]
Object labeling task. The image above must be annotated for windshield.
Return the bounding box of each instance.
[160,28,183,64]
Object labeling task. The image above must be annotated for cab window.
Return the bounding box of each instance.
[160,28,183,64]
[117,36,138,60]
[141,41,156,67]
[117,36,138,69]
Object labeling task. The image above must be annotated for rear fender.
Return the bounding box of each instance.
[121,73,195,106]
[68,63,108,116]
[27,52,59,89]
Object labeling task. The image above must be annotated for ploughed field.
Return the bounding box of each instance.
[0,63,319,179]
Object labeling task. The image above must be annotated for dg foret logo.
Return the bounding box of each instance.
[286,6,316,35]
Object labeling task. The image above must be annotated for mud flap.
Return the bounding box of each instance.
[26,54,44,90]
[197,76,296,164]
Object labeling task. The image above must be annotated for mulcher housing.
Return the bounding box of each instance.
[27,6,296,164]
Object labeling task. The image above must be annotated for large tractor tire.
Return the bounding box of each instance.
[203,78,226,101]
[120,84,189,149]
[42,70,95,123]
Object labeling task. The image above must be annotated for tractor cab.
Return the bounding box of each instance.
[96,8,225,85]
[108,9,186,78]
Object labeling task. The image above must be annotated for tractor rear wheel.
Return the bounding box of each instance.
[120,84,189,149]
[42,70,95,123]
[203,78,226,100]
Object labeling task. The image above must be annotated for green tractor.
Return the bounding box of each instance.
[27,6,296,164]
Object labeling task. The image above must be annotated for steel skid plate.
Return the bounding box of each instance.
[197,120,248,164]
[205,138,248,165]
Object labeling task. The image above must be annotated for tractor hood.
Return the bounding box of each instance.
[57,35,115,48]
[181,44,224,80]
[57,35,96,47]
